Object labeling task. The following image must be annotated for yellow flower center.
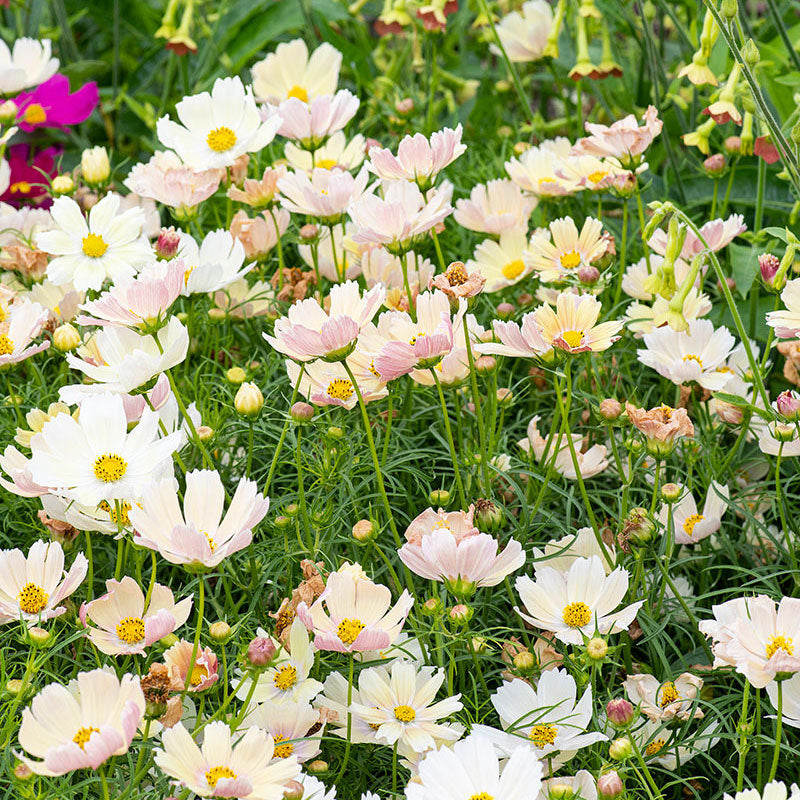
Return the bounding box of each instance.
[587,170,607,184]
[98,500,133,526]
[73,726,100,749]
[10,181,31,194]
[82,233,108,258]
[560,329,584,349]
[562,601,592,628]
[528,723,558,747]
[316,158,337,170]
[646,737,666,756]
[394,704,416,722]
[537,177,556,187]
[273,734,294,758]
[0,334,13,356]
[766,634,794,659]
[206,765,237,788]
[190,665,208,686]
[658,681,680,707]
[201,530,216,552]
[206,126,237,152]
[468,795,494,800]
[0,305,6,322]
[502,259,525,280]
[445,262,469,285]
[327,378,354,401]
[288,85,309,102]
[682,513,704,537]
[682,353,703,367]
[116,615,146,645]
[273,664,298,690]
[18,582,49,614]
[23,103,47,124]
[368,359,381,378]
[337,617,364,645]
[560,250,581,269]
[93,453,128,483]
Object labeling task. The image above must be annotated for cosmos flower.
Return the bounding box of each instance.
[177,229,255,294]
[623,672,704,722]
[0,300,49,366]
[240,700,323,763]
[492,0,553,62]
[285,131,366,173]
[454,178,536,235]
[531,292,622,353]
[571,106,663,167]
[657,481,729,544]
[648,214,746,260]
[0,539,87,625]
[524,216,606,283]
[164,638,219,692]
[467,230,533,292]
[15,668,145,776]
[0,37,58,93]
[505,138,580,198]
[532,526,615,575]
[278,166,370,223]
[724,782,800,800]
[766,278,800,339]
[14,73,98,132]
[271,90,359,149]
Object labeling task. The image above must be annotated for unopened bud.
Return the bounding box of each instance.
[496,302,515,319]
[13,763,33,782]
[586,636,608,661]
[577,265,600,284]
[307,759,329,774]
[299,223,319,241]
[619,507,655,551]
[0,99,18,124]
[274,515,292,530]
[235,382,263,417]
[81,146,110,186]
[156,227,181,260]
[448,604,473,625]
[285,503,299,517]
[720,0,738,20]
[743,38,760,68]
[6,679,23,696]
[703,153,726,177]
[51,174,75,196]
[226,366,247,384]
[547,784,575,800]
[196,425,214,441]
[760,253,780,284]
[291,401,315,423]
[661,482,682,502]
[776,390,800,421]
[724,135,742,154]
[513,650,536,674]
[247,636,276,666]
[473,498,503,532]
[495,79,512,93]
[429,488,450,506]
[352,519,376,542]
[606,698,635,727]
[284,781,304,800]
[609,737,633,760]
[773,423,796,442]
[28,626,51,647]
[327,426,344,439]
[496,387,513,406]
[598,770,624,798]
[475,355,496,374]
[53,323,81,352]
[209,621,232,642]
[395,98,414,114]
[470,636,488,654]
[599,398,622,421]
[160,633,179,648]
[513,141,531,156]
[423,597,443,615]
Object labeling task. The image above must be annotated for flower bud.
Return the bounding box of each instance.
[226,366,247,385]
[513,650,536,675]
[327,426,344,439]
[609,737,633,760]
[470,636,488,654]
[448,603,473,626]
[776,390,800,421]
[720,0,737,20]
[760,253,780,284]
[495,79,512,93]
[773,423,796,442]
[284,781,304,800]
[513,141,530,156]
[423,597,443,615]
[429,488,450,506]
[196,425,215,441]
[497,125,513,138]
[274,515,292,530]
[6,679,23,696]
[51,174,75,196]
[285,503,299,517]
[473,498,503,532]
[547,784,575,800]
[53,323,81,352]
[352,519,376,542]
[496,387,513,406]
[586,636,608,661]
[496,302,515,319]
[299,223,319,241]
[246,636,276,666]
[474,355,497,374]
[235,381,264,417]
[160,633,179,648]
[658,482,680,504]
[703,153,726,177]
[597,770,624,798]
[209,621,232,642]
[724,135,742,154]
[599,398,622,421]
[81,146,110,186]
[577,265,600,284]
[606,698,635,727]
[0,99,18,124]
[28,626,51,647]
[156,227,181,260]
[618,507,655,552]
[291,401,315,423]
[395,98,414,114]
[743,38,760,68]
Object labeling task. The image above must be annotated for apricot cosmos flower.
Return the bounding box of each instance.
[252,38,341,104]
[531,292,623,353]
[571,105,663,168]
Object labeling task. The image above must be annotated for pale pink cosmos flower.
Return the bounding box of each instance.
[532,292,623,353]
[0,444,51,497]
[214,278,274,319]
[648,214,746,259]
[367,125,466,189]
[404,506,480,545]
[278,166,370,222]
[129,469,269,569]
[16,668,145,776]
[269,90,360,148]
[372,290,466,380]
[0,300,49,366]
[297,565,414,653]
[349,180,452,253]
[81,576,192,656]
[164,638,219,692]
[76,259,186,329]
[230,208,289,259]
[123,150,223,211]
[360,245,434,295]
[227,164,286,208]
[475,313,550,359]
[623,673,704,723]
[265,280,386,362]
[0,540,87,624]
[699,597,762,669]
[766,279,800,338]
[454,178,536,235]
[571,106,663,166]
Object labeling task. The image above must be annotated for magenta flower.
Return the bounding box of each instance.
[0,144,59,207]
[15,74,98,132]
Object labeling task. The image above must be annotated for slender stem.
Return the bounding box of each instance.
[431,369,466,509]
[334,655,355,783]
[613,201,629,307]
[629,732,665,800]
[182,576,205,700]
[84,530,94,602]
[768,681,782,782]
[264,364,305,494]
[295,425,312,550]
[166,369,216,470]
[463,322,492,496]
[100,767,111,800]
[736,680,751,791]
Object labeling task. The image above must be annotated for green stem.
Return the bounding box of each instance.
[166,369,216,471]
[464,322,492,496]
[768,681,782,782]
[736,680,751,791]
[431,369,467,509]
[264,364,305,494]
[334,655,355,783]
[613,201,629,307]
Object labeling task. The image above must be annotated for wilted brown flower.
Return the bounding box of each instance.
[271,559,327,642]
[626,402,694,453]
[271,266,317,302]
[0,244,49,280]
[429,261,486,301]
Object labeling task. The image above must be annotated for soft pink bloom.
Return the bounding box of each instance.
[454,178,535,235]
[373,290,466,380]
[571,105,663,165]
[76,259,186,328]
[405,507,480,544]
[123,150,223,210]
[230,208,289,259]
[129,469,269,569]
[475,314,550,359]
[360,245,434,294]
[264,280,386,362]
[0,444,51,497]
[766,279,800,338]
[0,300,49,366]
[120,372,172,423]
[16,669,144,776]
[15,74,98,131]
[350,180,452,253]
[368,125,466,188]
[278,166,370,222]
[164,638,219,692]
[649,214,746,259]
[297,565,414,652]
[81,576,192,656]
[0,540,87,624]
[519,415,609,480]
[270,90,360,147]
[227,164,286,207]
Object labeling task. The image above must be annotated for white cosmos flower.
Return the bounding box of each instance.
[493,0,553,62]
[39,492,122,535]
[473,671,606,766]
[516,556,643,645]
[240,700,322,764]
[349,661,462,753]
[0,300,49,366]
[766,278,800,339]
[532,526,615,575]
[405,734,543,800]
[0,540,87,625]
[252,38,341,104]
[466,230,532,292]
[623,672,704,723]
[156,76,280,170]
[539,772,597,800]
[315,670,381,745]
[768,672,800,731]
[725,782,800,800]
[27,392,181,506]
[505,138,580,198]
[63,316,188,394]
[177,229,255,294]
[300,774,338,800]
[635,717,720,770]
[657,481,729,544]
[637,318,737,390]
[36,194,153,292]
[0,38,58,93]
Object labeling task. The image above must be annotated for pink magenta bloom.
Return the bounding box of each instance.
[82,576,192,656]
[164,638,219,692]
[123,150,223,210]
[476,314,550,359]
[278,165,370,222]
[15,74,98,131]
[349,180,452,252]
[77,259,186,329]
[0,539,87,624]
[270,90,360,147]
[16,668,144,776]
[367,125,466,189]
[128,469,270,568]
[571,105,663,166]
[1,144,59,207]
[373,290,466,380]
[0,300,50,366]
[264,280,386,362]
[297,566,414,652]
[649,214,746,260]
